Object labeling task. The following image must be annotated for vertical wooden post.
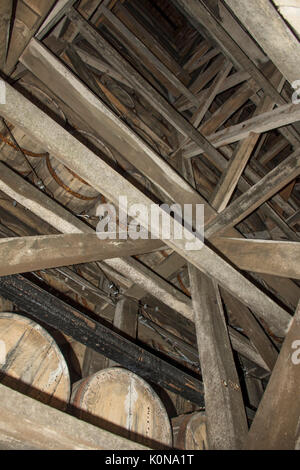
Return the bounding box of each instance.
[245,301,300,449]
[107,297,138,367]
[189,268,248,449]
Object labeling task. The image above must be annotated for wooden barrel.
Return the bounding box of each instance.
[35,153,101,214]
[172,412,208,450]
[71,367,172,447]
[0,312,70,410]
[0,123,47,176]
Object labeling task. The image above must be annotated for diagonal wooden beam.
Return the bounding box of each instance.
[189,268,248,449]
[225,0,300,85]
[0,234,164,276]
[206,148,300,238]
[0,79,291,336]
[245,300,300,449]
[213,237,300,280]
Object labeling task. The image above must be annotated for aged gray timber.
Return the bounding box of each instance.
[214,238,300,280]
[170,0,298,109]
[225,0,300,85]
[245,301,300,449]
[0,79,291,337]
[184,102,300,158]
[0,234,163,276]
[189,268,248,449]
[0,384,149,450]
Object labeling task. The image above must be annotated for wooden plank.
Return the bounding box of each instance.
[206,148,300,238]
[218,1,268,67]
[107,297,139,367]
[0,234,164,276]
[182,151,278,377]
[189,268,248,449]
[0,384,149,450]
[245,301,300,449]
[174,62,232,155]
[0,0,13,71]
[213,237,300,280]
[225,0,300,85]
[0,79,292,337]
[100,6,198,104]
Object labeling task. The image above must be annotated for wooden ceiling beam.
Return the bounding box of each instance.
[225,0,300,85]
[0,234,164,277]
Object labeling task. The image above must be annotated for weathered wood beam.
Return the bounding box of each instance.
[206,148,300,238]
[182,156,278,376]
[225,0,300,85]
[245,300,300,449]
[0,234,164,277]
[0,383,149,450]
[259,137,289,166]
[0,0,13,71]
[184,102,300,158]
[0,78,291,336]
[189,268,248,449]
[0,274,205,406]
[210,133,258,212]
[214,237,300,280]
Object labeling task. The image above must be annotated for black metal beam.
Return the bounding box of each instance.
[0,274,204,406]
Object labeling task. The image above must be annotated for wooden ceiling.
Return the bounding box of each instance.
[0,0,299,450]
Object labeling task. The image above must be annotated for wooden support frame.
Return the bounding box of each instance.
[0,78,291,337]
[0,234,163,276]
